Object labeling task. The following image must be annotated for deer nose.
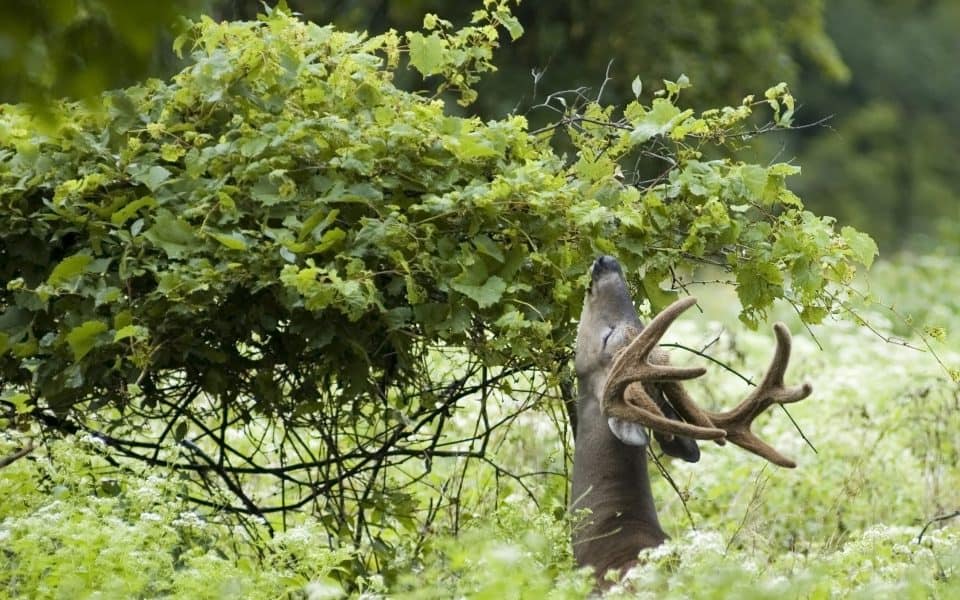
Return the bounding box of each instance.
[592,255,622,276]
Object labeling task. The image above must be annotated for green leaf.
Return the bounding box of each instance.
[630,99,688,144]
[299,208,340,242]
[768,163,801,177]
[736,261,784,313]
[174,421,189,442]
[473,235,504,263]
[210,232,249,251]
[114,325,149,342]
[160,144,185,162]
[4,391,31,414]
[631,76,643,99]
[642,271,679,313]
[47,254,92,287]
[240,137,269,158]
[114,310,133,330]
[111,196,157,226]
[408,32,446,76]
[739,164,768,201]
[94,286,123,307]
[496,10,524,41]
[172,29,191,59]
[135,165,172,191]
[314,228,346,254]
[144,210,198,258]
[67,320,109,361]
[451,275,507,309]
[841,226,878,269]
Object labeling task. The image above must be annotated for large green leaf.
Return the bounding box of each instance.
[66,321,109,361]
[451,276,507,309]
[47,254,92,287]
[144,210,198,258]
[407,32,447,77]
[842,226,879,268]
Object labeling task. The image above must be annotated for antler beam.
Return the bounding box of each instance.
[601,297,725,441]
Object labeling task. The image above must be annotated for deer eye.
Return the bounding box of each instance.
[601,326,615,349]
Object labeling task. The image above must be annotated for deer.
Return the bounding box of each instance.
[571,255,812,582]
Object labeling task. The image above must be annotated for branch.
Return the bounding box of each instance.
[0,441,35,469]
[648,447,695,528]
[917,510,960,544]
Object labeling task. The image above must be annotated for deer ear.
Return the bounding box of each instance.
[607,417,650,447]
[654,432,701,463]
[651,385,701,461]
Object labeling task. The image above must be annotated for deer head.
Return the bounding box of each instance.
[571,255,812,582]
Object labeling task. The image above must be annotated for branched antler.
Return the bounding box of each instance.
[602,297,725,441]
[601,297,813,467]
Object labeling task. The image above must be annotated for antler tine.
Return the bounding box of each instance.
[707,322,813,468]
[602,297,727,442]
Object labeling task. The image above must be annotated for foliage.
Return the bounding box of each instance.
[3,257,959,597]
[5,0,955,252]
[0,0,208,103]
[1,1,876,585]
[0,436,351,598]
[852,253,960,342]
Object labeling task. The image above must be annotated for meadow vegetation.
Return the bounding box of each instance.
[3,255,958,598]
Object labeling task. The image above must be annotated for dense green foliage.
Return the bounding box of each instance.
[1,6,871,452]
[2,258,958,597]
[4,1,955,252]
[289,0,958,252]
[0,5,873,406]
[217,0,847,114]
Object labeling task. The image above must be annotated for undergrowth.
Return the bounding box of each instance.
[2,255,959,598]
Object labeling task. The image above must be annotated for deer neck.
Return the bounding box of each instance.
[570,376,667,574]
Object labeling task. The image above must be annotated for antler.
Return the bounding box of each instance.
[705,323,812,466]
[601,297,726,441]
[601,297,813,467]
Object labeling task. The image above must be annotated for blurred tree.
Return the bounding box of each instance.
[213,0,848,114]
[0,0,208,103]
[789,0,960,251]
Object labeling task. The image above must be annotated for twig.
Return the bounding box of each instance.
[660,340,818,456]
[661,342,755,386]
[595,59,615,103]
[917,510,960,544]
[0,441,35,469]
[648,448,695,528]
[725,465,768,553]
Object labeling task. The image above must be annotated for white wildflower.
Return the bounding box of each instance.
[488,542,523,564]
[172,511,206,529]
[139,512,163,523]
[305,579,345,600]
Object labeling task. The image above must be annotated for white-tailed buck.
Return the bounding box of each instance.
[572,255,812,581]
